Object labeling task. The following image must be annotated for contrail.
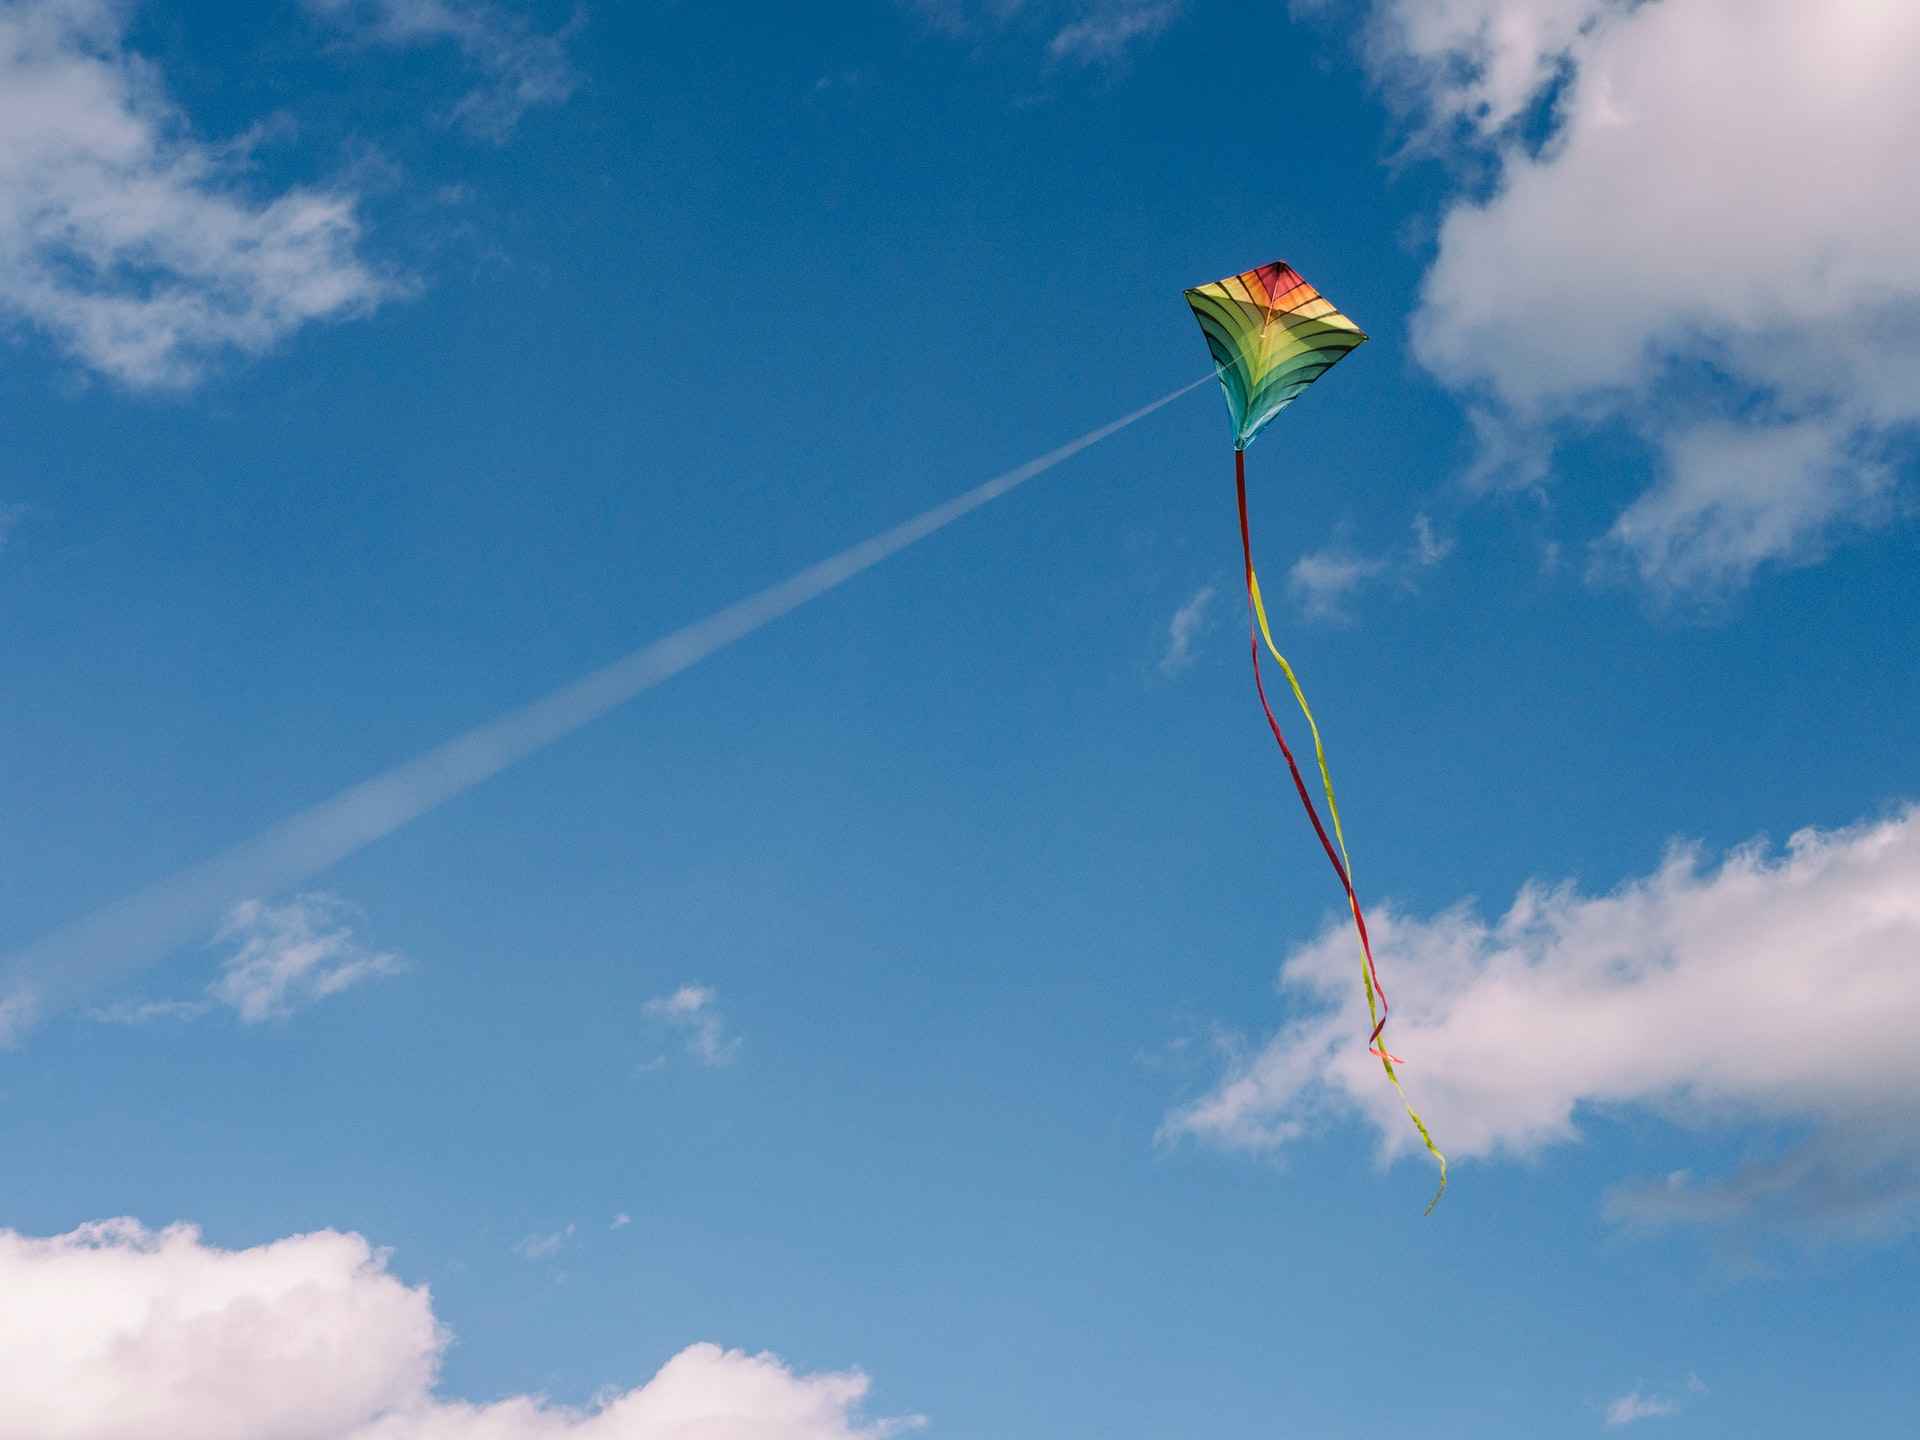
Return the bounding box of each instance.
[0,375,1211,1042]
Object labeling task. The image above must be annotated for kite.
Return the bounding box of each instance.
[1184,260,1447,1211]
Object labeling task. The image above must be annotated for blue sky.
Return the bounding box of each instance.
[1,1,1917,1436]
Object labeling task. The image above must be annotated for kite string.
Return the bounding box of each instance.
[1233,449,1387,1037]
[1246,565,1391,1052]
[1234,448,1449,1213]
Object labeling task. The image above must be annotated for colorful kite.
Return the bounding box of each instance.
[1184,260,1447,1210]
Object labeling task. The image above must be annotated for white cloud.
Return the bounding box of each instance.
[513,1225,574,1262]
[1157,583,1215,675]
[1410,513,1453,567]
[643,983,740,1068]
[303,0,581,140]
[1601,1368,1707,1425]
[0,0,390,389]
[1367,0,1920,592]
[0,990,32,1049]
[610,1213,631,1231]
[0,1217,917,1440]
[899,0,1029,39]
[813,69,865,95]
[1164,805,1920,1236]
[1047,2,1181,66]
[1286,548,1385,623]
[85,892,399,1027]
[209,893,403,1023]
[1366,0,1620,139]
[1604,1390,1676,1428]
[87,997,211,1025]
[903,0,1178,66]
[1598,419,1893,597]
[0,1217,440,1440]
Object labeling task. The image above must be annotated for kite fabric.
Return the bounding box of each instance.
[1184,261,1448,1212]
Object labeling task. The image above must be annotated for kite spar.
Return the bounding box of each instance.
[1184,261,1447,1211]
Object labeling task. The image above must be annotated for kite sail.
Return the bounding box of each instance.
[1184,260,1447,1211]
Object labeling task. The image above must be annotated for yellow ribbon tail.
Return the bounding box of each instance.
[1247,562,1449,1213]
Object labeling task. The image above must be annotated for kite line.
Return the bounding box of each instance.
[0,374,1211,1042]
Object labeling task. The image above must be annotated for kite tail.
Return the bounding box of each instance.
[1234,448,1448,1213]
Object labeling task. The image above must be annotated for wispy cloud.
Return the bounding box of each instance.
[813,68,865,94]
[1601,1368,1707,1425]
[303,0,582,140]
[1157,583,1215,675]
[513,1222,575,1261]
[1047,1,1182,66]
[0,0,392,389]
[645,983,741,1067]
[87,892,402,1027]
[1596,418,1893,599]
[209,894,403,1023]
[88,997,212,1026]
[904,0,1181,67]
[1286,548,1385,623]
[1245,519,1447,628]
[1604,1391,1676,1427]
[610,1212,631,1230]
[899,0,1030,38]
[1165,805,1920,1239]
[1410,513,1453,567]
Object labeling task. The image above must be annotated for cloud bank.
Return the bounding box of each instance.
[0,1217,915,1440]
[1366,0,1920,593]
[1166,805,1920,1236]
